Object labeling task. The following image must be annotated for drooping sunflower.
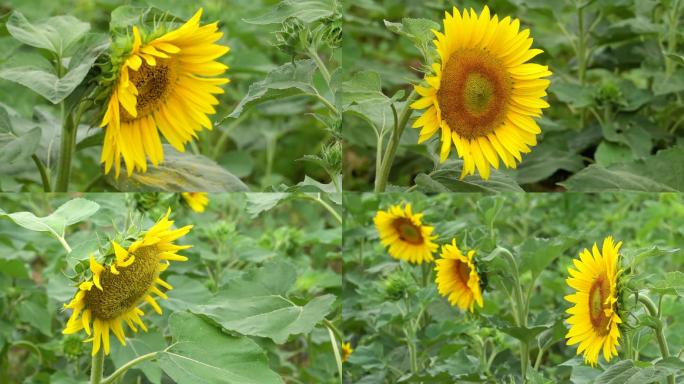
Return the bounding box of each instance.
[565,236,623,366]
[181,192,209,213]
[100,8,230,177]
[62,209,192,355]
[373,203,438,264]
[341,342,353,363]
[411,6,551,179]
[434,239,484,312]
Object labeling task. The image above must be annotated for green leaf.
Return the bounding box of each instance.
[6,11,90,56]
[560,148,684,192]
[414,167,524,192]
[594,359,678,384]
[0,34,108,104]
[244,0,337,24]
[158,312,284,384]
[0,198,99,238]
[595,141,634,167]
[384,18,439,60]
[17,300,51,336]
[341,71,390,108]
[648,271,684,297]
[500,324,551,345]
[192,261,335,343]
[517,237,574,280]
[0,126,41,166]
[108,145,248,192]
[516,146,584,184]
[245,193,292,218]
[550,81,595,108]
[0,259,29,278]
[109,5,177,32]
[229,60,318,118]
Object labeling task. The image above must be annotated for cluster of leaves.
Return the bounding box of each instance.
[0,192,342,383]
[342,0,684,191]
[0,0,340,192]
[342,193,684,383]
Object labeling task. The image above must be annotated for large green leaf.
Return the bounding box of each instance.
[108,145,248,192]
[6,11,90,56]
[516,146,585,185]
[560,148,684,192]
[157,312,283,384]
[110,332,165,384]
[229,60,318,118]
[192,261,335,343]
[648,271,684,297]
[244,0,337,24]
[0,33,108,104]
[414,166,524,192]
[0,198,99,238]
[384,18,439,61]
[594,359,682,384]
[517,237,575,280]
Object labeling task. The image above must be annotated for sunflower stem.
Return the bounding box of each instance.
[89,349,104,384]
[101,352,157,384]
[638,294,674,384]
[375,90,418,192]
[31,155,51,192]
[55,110,77,192]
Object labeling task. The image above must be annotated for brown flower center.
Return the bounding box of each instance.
[121,58,178,122]
[454,259,472,286]
[85,245,160,320]
[588,276,611,335]
[437,49,512,139]
[393,218,424,244]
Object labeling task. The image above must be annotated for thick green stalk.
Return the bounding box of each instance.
[374,90,418,192]
[90,349,104,384]
[55,111,76,192]
[638,295,674,384]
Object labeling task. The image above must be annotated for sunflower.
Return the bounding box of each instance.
[100,8,230,177]
[181,192,209,213]
[434,239,483,312]
[565,236,623,366]
[62,209,192,355]
[341,342,353,363]
[411,6,551,179]
[373,203,438,264]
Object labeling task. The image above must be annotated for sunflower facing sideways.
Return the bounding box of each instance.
[62,209,192,355]
[100,8,230,177]
[411,6,551,179]
[374,203,438,264]
[434,239,484,312]
[565,236,623,366]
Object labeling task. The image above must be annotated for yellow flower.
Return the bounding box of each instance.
[101,8,230,177]
[434,239,483,312]
[411,6,551,180]
[182,192,209,213]
[341,342,353,362]
[62,209,192,356]
[565,236,623,366]
[373,203,438,264]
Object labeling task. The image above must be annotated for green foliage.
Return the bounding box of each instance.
[342,193,684,383]
[0,193,341,383]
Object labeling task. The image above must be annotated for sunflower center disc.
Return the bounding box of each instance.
[393,218,423,244]
[588,276,611,335]
[455,260,471,286]
[437,49,512,140]
[122,58,178,122]
[85,245,160,320]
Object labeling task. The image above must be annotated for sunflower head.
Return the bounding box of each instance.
[373,203,438,264]
[435,239,484,312]
[62,209,192,356]
[100,8,230,177]
[410,6,551,180]
[565,236,623,366]
[181,192,209,213]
